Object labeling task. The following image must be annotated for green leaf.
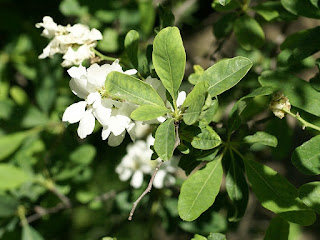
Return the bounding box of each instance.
[191,234,207,240]
[0,131,34,161]
[213,12,237,39]
[158,5,175,30]
[253,1,297,22]
[152,27,186,100]
[0,164,31,190]
[219,0,231,6]
[191,126,221,150]
[178,155,223,221]
[139,0,156,35]
[0,194,19,217]
[70,144,96,165]
[281,0,320,18]
[207,233,227,240]
[264,216,290,240]
[243,131,278,147]
[226,150,248,222]
[259,70,320,117]
[106,71,165,107]
[234,15,265,50]
[198,57,252,97]
[243,157,316,226]
[188,65,205,85]
[125,30,139,69]
[228,86,274,133]
[291,135,320,175]
[131,105,170,121]
[98,28,119,52]
[9,86,29,106]
[154,118,175,161]
[22,224,44,240]
[278,27,320,66]
[299,182,320,214]
[183,82,209,125]
[212,0,240,12]
[310,0,320,8]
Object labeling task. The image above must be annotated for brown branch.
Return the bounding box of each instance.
[26,202,68,224]
[93,190,117,202]
[128,160,164,221]
[128,124,180,220]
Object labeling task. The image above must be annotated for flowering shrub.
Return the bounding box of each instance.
[1,1,320,240]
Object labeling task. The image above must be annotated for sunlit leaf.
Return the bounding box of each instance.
[154,118,175,161]
[178,155,223,221]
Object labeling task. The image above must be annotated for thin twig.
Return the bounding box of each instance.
[49,186,72,208]
[128,123,180,220]
[93,190,117,202]
[26,203,67,224]
[128,160,163,221]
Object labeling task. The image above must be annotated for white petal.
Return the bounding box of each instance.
[177,91,186,107]
[131,170,144,189]
[67,64,87,79]
[87,63,108,87]
[126,122,136,141]
[108,132,125,147]
[62,101,86,123]
[93,105,112,126]
[118,168,132,181]
[87,92,101,105]
[124,69,137,75]
[153,170,166,189]
[77,109,95,139]
[69,78,88,99]
[101,126,111,140]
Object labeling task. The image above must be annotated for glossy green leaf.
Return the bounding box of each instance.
[219,0,231,6]
[152,27,186,100]
[178,156,223,221]
[213,12,237,39]
[198,57,252,97]
[154,118,175,161]
[199,97,219,126]
[310,0,320,8]
[0,164,31,190]
[0,195,18,217]
[259,70,320,117]
[106,71,165,107]
[281,0,320,18]
[253,1,297,21]
[244,158,316,226]
[0,131,34,161]
[22,224,44,240]
[131,105,170,121]
[278,27,320,66]
[139,0,156,35]
[158,5,175,30]
[291,135,320,175]
[124,30,139,69]
[264,216,290,240]
[191,234,207,240]
[207,233,227,240]
[212,0,240,12]
[188,65,204,85]
[228,86,274,133]
[243,131,278,147]
[182,82,209,125]
[226,150,248,221]
[299,182,320,214]
[234,15,265,50]
[191,126,221,150]
[70,144,96,165]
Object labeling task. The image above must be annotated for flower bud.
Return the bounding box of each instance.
[269,92,291,119]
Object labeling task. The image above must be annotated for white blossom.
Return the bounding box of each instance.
[115,135,178,189]
[36,16,102,67]
[62,60,138,146]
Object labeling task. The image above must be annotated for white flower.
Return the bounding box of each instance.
[115,135,178,189]
[62,60,137,145]
[36,16,102,67]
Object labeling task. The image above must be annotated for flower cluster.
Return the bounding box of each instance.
[62,60,138,146]
[115,135,178,189]
[36,16,102,67]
